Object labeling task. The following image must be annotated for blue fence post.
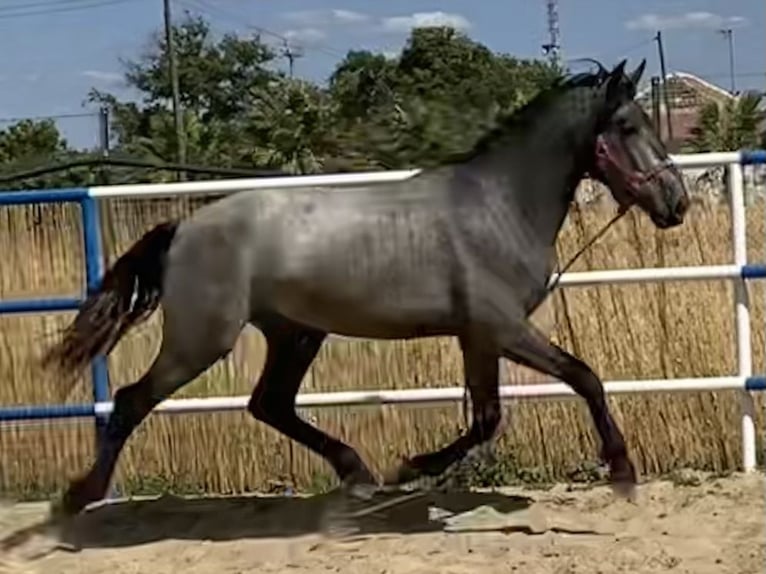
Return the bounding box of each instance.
[79,196,111,446]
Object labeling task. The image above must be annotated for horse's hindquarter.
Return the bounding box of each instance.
[263,183,457,338]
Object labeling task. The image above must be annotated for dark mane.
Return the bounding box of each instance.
[442,63,612,166]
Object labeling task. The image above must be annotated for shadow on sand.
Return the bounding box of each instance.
[42,489,533,550]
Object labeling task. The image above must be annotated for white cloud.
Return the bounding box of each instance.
[283,27,327,45]
[331,9,369,23]
[81,70,122,84]
[282,8,370,26]
[381,11,471,34]
[281,10,320,26]
[279,8,370,43]
[625,11,748,31]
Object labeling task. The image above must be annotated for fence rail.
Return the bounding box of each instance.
[1,149,765,472]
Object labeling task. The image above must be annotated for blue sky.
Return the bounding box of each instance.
[0,0,763,150]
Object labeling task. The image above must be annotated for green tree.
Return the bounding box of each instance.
[687,91,765,152]
[327,26,560,168]
[0,119,67,164]
[241,78,335,174]
[88,12,286,176]
[0,119,99,189]
[122,14,277,122]
[329,50,399,123]
[88,16,560,177]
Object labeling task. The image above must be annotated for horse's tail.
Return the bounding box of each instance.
[44,220,180,376]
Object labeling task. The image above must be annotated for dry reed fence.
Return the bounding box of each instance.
[0,182,764,499]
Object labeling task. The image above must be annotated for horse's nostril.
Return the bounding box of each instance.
[675,194,690,218]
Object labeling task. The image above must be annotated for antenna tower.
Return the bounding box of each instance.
[541,0,561,69]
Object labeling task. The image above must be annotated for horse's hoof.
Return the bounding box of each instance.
[611,480,638,502]
[609,456,638,502]
[346,483,378,501]
[341,468,381,501]
[48,493,72,523]
[382,457,420,487]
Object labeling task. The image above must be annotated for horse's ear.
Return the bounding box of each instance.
[629,59,646,88]
[605,60,627,103]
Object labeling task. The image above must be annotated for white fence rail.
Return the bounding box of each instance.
[89,150,766,472]
[1,150,765,473]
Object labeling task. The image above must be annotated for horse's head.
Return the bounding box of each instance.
[590,59,690,229]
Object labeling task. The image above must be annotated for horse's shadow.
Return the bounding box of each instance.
[48,488,533,550]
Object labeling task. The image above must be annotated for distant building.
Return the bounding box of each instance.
[635,71,736,152]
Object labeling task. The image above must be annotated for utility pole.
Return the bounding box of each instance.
[718,28,736,93]
[541,0,561,70]
[650,76,661,134]
[98,106,110,157]
[281,40,304,78]
[98,106,110,186]
[654,31,674,144]
[163,0,186,180]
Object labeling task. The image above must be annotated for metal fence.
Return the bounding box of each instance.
[1,150,765,471]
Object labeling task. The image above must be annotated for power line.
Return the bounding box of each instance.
[562,37,655,74]
[178,0,346,60]
[0,0,112,13]
[0,0,132,20]
[596,36,655,62]
[697,71,766,80]
[0,112,98,123]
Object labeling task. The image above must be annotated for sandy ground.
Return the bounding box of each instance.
[0,471,763,574]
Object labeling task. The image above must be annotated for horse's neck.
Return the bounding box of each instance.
[496,107,600,248]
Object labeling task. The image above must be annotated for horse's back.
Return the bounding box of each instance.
[156,182,459,338]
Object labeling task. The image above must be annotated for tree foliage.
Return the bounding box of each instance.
[92,15,561,175]
[3,13,565,186]
[4,13,765,190]
[327,27,559,168]
[687,91,765,153]
[0,119,67,164]
[0,119,103,189]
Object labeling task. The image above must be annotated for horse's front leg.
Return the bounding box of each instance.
[383,333,501,485]
[499,321,637,498]
[383,311,636,499]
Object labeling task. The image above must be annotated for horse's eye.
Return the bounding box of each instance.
[619,121,638,135]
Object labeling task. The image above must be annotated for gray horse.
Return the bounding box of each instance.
[45,58,689,516]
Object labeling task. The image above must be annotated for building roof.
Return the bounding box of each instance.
[634,71,741,150]
[636,71,735,108]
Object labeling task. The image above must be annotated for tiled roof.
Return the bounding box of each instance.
[635,71,738,149]
[636,71,735,107]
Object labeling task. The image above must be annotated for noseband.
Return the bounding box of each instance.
[548,133,675,292]
[593,134,675,212]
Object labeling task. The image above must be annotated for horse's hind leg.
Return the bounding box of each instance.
[56,310,243,517]
[383,334,501,486]
[248,317,378,491]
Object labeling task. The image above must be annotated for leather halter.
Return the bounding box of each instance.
[548,133,675,292]
[593,133,675,212]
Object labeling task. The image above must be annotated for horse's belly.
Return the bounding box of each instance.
[272,282,453,339]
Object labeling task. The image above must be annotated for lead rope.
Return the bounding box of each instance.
[547,204,630,292]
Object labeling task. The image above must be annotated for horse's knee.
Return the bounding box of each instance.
[247,392,266,421]
[247,389,279,425]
